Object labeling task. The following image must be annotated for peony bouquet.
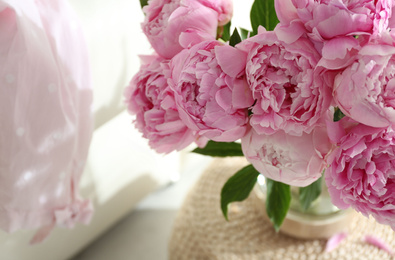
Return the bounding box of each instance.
[126,0,395,231]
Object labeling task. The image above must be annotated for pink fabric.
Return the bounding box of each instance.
[0,0,93,243]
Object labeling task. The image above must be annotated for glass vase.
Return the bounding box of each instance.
[254,175,355,239]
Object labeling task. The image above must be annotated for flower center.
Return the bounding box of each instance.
[259,143,291,168]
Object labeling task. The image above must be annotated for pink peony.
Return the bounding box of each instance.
[168,41,253,142]
[238,28,332,136]
[142,0,224,59]
[275,0,395,41]
[326,118,395,229]
[275,0,395,66]
[241,125,331,187]
[333,43,395,128]
[124,55,199,153]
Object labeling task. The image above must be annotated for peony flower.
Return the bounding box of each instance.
[241,125,330,187]
[333,43,395,128]
[325,118,395,229]
[237,28,332,136]
[275,0,395,41]
[142,0,228,59]
[124,55,199,153]
[168,41,253,142]
[275,0,395,67]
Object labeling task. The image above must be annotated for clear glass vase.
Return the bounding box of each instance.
[255,175,355,239]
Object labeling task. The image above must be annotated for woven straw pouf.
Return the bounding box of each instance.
[168,158,395,260]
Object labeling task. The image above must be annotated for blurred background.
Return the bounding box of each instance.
[0,0,252,259]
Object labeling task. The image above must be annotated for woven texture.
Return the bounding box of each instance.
[169,158,395,260]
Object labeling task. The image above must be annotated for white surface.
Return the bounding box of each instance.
[72,154,214,260]
[136,153,214,210]
[81,111,180,205]
[73,210,178,260]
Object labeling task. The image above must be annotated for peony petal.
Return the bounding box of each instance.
[364,235,394,255]
[274,21,305,44]
[315,9,371,39]
[322,37,359,61]
[139,55,159,66]
[232,78,254,109]
[215,87,232,111]
[325,119,346,145]
[197,0,233,26]
[215,45,247,77]
[359,44,395,57]
[179,30,215,49]
[325,232,348,252]
[274,0,298,24]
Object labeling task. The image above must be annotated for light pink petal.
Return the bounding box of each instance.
[359,44,395,57]
[322,37,359,61]
[198,0,233,26]
[215,87,232,111]
[139,55,159,66]
[312,122,331,157]
[325,119,346,145]
[347,102,391,128]
[274,21,305,44]
[257,26,267,34]
[325,232,348,252]
[364,235,394,255]
[316,10,370,39]
[179,30,215,49]
[274,0,298,24]
[232,78,254,109]
[215,45,247,77]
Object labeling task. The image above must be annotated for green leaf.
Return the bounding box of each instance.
[192,141,243,157]
[218,22,232,42]
[250,0,279,36]
[299,177,322,211]
[140,0,149,9]
[239,28,250,40]
[266,178,291,231]
[221,165,260,220]
[333,107,346,122]
[229,28,242,47]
